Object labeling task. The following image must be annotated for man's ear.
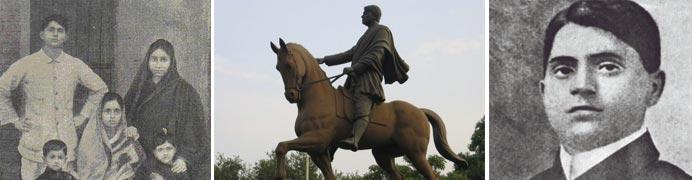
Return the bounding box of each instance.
[647,70,666,106]
[539,80,545,95]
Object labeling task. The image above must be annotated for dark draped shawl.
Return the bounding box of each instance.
[124,50,210,179]
[324,24,409,102]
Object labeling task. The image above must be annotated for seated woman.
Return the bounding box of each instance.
[135,128,190,180]
[124,39,210,179]
[77,92,146,180]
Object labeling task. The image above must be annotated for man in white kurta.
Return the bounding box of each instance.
[0,14,108,180]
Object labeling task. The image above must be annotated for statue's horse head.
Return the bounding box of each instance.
[271,38,310,103]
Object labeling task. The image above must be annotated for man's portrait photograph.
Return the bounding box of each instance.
[491,0,692,179]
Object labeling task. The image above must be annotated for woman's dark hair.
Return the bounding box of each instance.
[144,39,177,76]
[543,0,660,75]
[100,92,125,111]
[152,128,177,149]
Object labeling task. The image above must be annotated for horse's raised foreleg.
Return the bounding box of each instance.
[309,152,336,180]
[373,148,404,180]
[274,131,331,180]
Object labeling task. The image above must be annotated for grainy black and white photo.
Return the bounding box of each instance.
[0,1,210,179]
[491,0,692,179]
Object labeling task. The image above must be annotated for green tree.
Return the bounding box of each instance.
[456,152,484,180]
[427,155,446,173]
[468,116,485,158]
[214,153,249,180]
[248,152,278,180]
[286,152,323,180]
[453,116,485,180]
[361,155,448,180]
[242,151,323,180]
[362,164,388,180]
[335,171,363,180]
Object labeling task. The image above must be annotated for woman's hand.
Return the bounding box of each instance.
[171,158,187,173]
[126,126,140,140]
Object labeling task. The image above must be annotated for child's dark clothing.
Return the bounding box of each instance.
[134,158,190,180]
[36,168,77,180]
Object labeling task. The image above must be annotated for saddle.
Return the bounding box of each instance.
[334,86,386,127]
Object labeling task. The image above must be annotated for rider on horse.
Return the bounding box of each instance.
[316,5,409,151]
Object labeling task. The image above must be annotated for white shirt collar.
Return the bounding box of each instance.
[38,49,65,63]
[559,127,647,180]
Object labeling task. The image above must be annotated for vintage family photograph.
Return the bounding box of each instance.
[0,0,210,179]
[491,0,692,179]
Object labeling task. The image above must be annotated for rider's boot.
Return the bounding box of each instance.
[341,116,368,151]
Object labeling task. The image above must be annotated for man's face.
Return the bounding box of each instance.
[361,10,376,26]
[541,23,662,152]
[44,150,66,171]
[40,21,67,48]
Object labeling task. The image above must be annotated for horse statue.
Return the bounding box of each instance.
[270,38,467,180]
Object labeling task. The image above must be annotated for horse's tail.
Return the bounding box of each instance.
[421,108,469,170]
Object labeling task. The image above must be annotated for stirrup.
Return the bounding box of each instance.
[339,137,358,152]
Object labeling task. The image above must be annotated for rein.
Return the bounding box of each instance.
[300,73,346,89]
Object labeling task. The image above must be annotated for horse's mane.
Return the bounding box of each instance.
[287,43,326,77]
[287,43,314,61]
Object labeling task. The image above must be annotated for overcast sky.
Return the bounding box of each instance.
[214,0,485,174]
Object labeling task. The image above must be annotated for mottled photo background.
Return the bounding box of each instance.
[490,0,692,179]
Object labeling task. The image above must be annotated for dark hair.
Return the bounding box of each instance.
[144,39,176,76]
[40,14,69,32]
[43,139,67,157]
[543,0,660,75]
[365,5,382,22]
[152,128,177,149]
[100,92,124,111]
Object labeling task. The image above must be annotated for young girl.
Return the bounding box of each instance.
[134,128,191,180]
[77,92,145,180]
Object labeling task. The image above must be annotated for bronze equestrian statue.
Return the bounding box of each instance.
[270,39,468,179]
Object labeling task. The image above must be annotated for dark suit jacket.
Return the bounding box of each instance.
[530,132,692,180]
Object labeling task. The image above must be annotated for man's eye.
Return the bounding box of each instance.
[553,66,574,78]
[598,63,622,74]
[599,64,619,71]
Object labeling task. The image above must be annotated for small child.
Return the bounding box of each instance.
[135,128,190,180]
[37,139,77,180]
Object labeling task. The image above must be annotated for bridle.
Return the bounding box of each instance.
[300,73,345,89]
[282,52,346,92]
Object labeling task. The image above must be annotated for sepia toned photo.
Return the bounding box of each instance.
[491,0,692,179]
[0,0,210,179]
